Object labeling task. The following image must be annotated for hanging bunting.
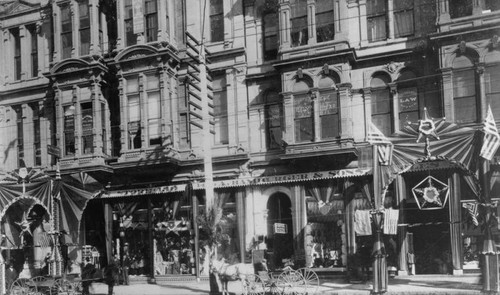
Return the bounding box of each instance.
[462,202,479,226]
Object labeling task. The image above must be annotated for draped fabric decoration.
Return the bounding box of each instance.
[306,181,341,216]
[55,183,94,245]
[378,119,482,201]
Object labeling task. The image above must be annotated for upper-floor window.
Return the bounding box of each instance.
[12,28,21,80]
[397,71,419,129]
[486,63,500,119]
[371,73,392,135]
[316,0,335,42]
[453,55,477,124]
[127,76,141,149]
[265,90,282,149]
[28,25,38,78]
[15,106,24,166]
[145,0,158,42]
[263,11,278,61]
[367,0,387,43]
[31,103,41,166]
[210,0,224,42]
[146,74,161,146]
[394,0,414,38]
[79,1,90,55]
[81,102,93,154]
[290,0,308,47]
[293,79,313,142]
[318,75,339,139]
[450,0,473,18]
[124,0,136,46]
[64,105,76,155]
[61,4,73,59]
[213,72,228,145]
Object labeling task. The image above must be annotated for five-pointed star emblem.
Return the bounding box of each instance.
[416,108,440,143]
[412,176,449,210]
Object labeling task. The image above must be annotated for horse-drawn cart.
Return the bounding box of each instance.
[242,266,319,295]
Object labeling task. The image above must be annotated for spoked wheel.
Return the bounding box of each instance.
[278,270,306,295]
[241,274,265,295]
[297,268,319,294]
[10,278,37,295]
[53,278,74,295]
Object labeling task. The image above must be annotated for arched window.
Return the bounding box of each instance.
[453,55,477,124]
[263,11,278,60]
[293,79,313,142]
[265,90,282,149]
[485,50,500,118]
[318,75,339,139]
[371,73,392,135]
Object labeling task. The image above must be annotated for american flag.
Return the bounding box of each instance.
[368,122,392,165]
[480,105,500,161]
[462,202,478,226]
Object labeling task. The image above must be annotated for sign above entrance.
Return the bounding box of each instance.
[274,223,288,234]
[103,168,372,198]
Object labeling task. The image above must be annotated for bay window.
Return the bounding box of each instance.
[81,102,93,154]
[319,90,339,139]
[294,95,313,142]
[64,105,76,155]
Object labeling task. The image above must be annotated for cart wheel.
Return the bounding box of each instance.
[241,274,265,295]
[278,270,305,295]
[11,278,37,295]
[297,268,319,294]
[53,278,73,294]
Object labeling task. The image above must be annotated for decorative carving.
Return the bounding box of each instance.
[491,35,499,49]
[322,64,329,75]
[459,40,467,54]
[385,61,404,74]
[297,68,303,79]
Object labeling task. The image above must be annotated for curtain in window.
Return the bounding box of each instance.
[394,10,413,37]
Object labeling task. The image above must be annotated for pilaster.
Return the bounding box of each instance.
[339,83,352,139]
[19,25,28,80]
[279,1,291,50]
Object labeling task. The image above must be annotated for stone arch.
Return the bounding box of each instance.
[370,71,392,88]
[318,71,341,89]
[445,45,480,69]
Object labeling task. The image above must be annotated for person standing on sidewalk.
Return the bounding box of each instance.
[105,255,120,295]
[122,252,131,285]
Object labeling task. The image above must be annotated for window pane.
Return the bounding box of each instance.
[394,10,414,37]
[148,118,161,146]
[294,96,312,118]
[486,65,500,118]
[453,70,475,98]
[210,0,224,42]
[80,2,90,28]
[450,0,473,18]
[454,96,477,124]
[321,113,339,139]
[80,29,90,55]
[267,104,282,149]
[146,14,158,42]
[147,74,160,90]
[128,95,140,121]
[368,15,386,42]
[398,87,418,112]
[317,12,335,42]
[295,117,313,142]
[145,0,157,13]
[371,89,390,114]
[372,114,391,135]
[148,91,160,119]
[127,77,139,93]
[263,13,278,60]
[291,0,308,47]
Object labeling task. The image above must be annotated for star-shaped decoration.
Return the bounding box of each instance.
[416,108,440,143]
[412,176,449,210]
[15,211,33,246]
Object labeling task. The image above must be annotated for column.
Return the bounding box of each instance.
[441,69,454,121]
[396,175,409,276]
[283,93,294,144]
[449,173,463,275]
[307,0,315,45]
[389,83,399,132]
[89,0,99,54]
[19,25,28,80]
[118,75,128,151]
[358,0,368,46]
[312,90,320,142]
[279,1,291,50]
[52,2,61,61]
[93,77,102,155]
[339,83,353,140]
[362,88,372,139]
[116,0,124,49]
[387,0,394,40]
[477,66,487,120]
[236,190,246,263]
[70,0,76,58]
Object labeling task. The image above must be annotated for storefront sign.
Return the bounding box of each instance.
[103,168,372,198]
[274,223,287,234]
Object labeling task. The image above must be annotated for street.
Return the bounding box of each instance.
[88,274,481,295]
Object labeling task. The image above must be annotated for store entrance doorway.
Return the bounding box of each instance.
[266,193,293,270]
[407,207,451,274]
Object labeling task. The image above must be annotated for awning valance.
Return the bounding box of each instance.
[102,167,372,198]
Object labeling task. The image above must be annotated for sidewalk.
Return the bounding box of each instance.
[88,274,482,295]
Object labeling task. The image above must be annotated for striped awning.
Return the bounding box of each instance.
[102,167,372,198]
